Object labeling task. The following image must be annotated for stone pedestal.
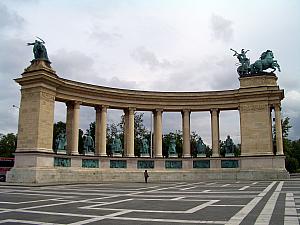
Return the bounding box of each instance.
[239,75,281,156]
[14,60,57,153]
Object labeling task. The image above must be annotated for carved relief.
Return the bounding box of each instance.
[239,104,269,112]
[41,91,55,101]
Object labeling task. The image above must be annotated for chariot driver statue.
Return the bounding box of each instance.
[230,48,250,76]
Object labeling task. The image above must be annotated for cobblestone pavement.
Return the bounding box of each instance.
[0,180,299,225]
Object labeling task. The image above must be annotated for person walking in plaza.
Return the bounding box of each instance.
[144,170,149,183]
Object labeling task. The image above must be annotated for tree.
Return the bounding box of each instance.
[273,117,300,173]
[0,133,17,157]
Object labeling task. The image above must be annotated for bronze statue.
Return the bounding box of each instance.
[27,37,50,62]
[140,138,149,155]
[231,49,280,76]
[250,50,281,74]
[83,131,94,153]
[230,48,250,76]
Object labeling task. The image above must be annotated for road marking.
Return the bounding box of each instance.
[255,181,284,225]
[252,182,258,185]
[202,190,211,192]
[185,200,219,213]
[0,198,62,205]
[181,186,196,190]
[68,210,132,225]
[80,198,133,209]
[239,186,250,191]
[109,216,226,224]
[221,184,230,187]
[225,181,277,225]
[284,192,299,225]
[0,219,64,225]
[171,196,185,200]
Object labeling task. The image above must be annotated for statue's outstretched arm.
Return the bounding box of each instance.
[230,48,238,56]
[27,42,34,46]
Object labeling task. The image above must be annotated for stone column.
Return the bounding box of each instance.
[274,104,284,155]
[182,109,191,157]
[154,109,163,157]
[126,108,135,157]
[95,106,107,156]
[123,109,129,156]
[99,106,107,156]
[152,111,157,157]
[66,101,80,155]
[211,109,220,157]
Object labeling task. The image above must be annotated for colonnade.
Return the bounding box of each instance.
[63,102,284,157]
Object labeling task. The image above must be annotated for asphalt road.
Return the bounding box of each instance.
[0,180,299,225]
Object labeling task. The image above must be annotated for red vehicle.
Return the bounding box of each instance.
[0,157,14,182]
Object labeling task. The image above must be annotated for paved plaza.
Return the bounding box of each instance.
[0,180,299,225]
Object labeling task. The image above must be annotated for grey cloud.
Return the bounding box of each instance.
[149,56,238,92]
[52,49,138,89]
[0,37,31,134]
[91,31,122,43]
[0,2,25,31]
[131,46,172,70]
[52,49,101,82]
[210,14,234,42]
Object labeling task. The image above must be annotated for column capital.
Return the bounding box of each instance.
[74,101,81,109]
[182,109,191,114]
[210,108,219,115]
[273,103,281,111]
[95,105,109,111]
[154,108,163,113]
[66,101,81,108]
[128,107,136,113]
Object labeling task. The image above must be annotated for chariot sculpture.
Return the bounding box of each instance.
[231,49,281,77]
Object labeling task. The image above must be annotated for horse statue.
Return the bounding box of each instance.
[249,50,281,74]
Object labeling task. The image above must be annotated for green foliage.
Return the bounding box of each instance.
[285,156,299,173]
[0,133,17,157]
[282,117,292,138]
[272,117,300,173]
[78,129,84,154]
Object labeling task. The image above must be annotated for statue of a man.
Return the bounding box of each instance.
[196,137,206,155]
[168,136,177,155]
[111,135,122,154]
[56,131,67,150]
[224,135,234,154]
[141,138,149,154]
[84,131,94,153]
[27,37,50,62]
[231,48,250,75]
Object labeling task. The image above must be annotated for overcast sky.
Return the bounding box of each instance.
[1,0,299,146]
